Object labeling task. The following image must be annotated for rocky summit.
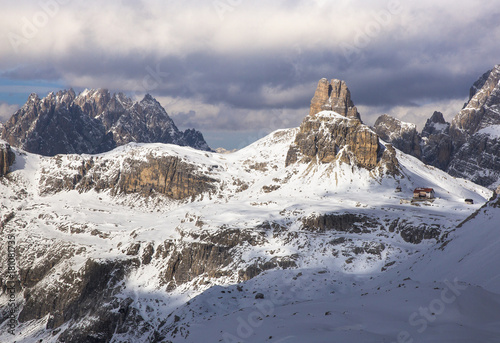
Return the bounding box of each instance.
[373,114,422,159]
[287,79,399,175]
[450,65,500,141]
[1,75,498,343]
[446,65,500,188]
[373,65,500,190]
[309,78,361,119]
[0,89,211,156]
[420,111,453,170]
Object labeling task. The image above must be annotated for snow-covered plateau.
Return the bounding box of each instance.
[1,111,499,343]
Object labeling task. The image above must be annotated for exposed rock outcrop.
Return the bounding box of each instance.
[302,213,379,234]
[159,242,233,291]
[1,89,211,156]
[286,79,399,175]
[1,91,116,156]
[450,66,500,142]
[374,66,500,189]
[0,142,15,176]
[309,79,360,119]
[446,130,500,188]
[39,153,217,200]
[373,114,422,159]
[420,111,453,170]
[286,112,380,169]
[445,65,500,188]
[388,219,441,244]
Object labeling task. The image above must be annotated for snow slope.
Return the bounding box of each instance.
[0,121,497,343]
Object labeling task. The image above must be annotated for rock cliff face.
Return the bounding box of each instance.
[1,89,211,156]
[372,66,500,189]
[39,152,217,200]
[445,65,500,188]
[450,66,500,142]
[373,114,422,159]
[420,111,453,170]
[286,112,380,169]
[309,79,361,119]
[0,141,15,176]
[1,91,116,156]
[287,79,399,175]
[446,129,500,188]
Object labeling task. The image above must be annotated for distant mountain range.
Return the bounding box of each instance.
[373,65,500,190]
[0,89,211,156]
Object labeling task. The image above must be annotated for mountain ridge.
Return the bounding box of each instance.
[373,64,500,190]
[0,77,497,342]
[0,89,211,156]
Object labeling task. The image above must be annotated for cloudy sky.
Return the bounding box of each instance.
[1,0,499,149]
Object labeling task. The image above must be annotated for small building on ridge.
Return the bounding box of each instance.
[413,188,435,199]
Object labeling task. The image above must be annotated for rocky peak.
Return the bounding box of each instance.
[442,65,500,189]
[142,93,155,102]
[1,90,116,156]
[309,78,361,120]
[452,65,500,139]
[1,89,211,155]
[419,111,453,171]
[74,88,112,118]
[427,111,447,124]
[372,114,422,159]
[286,79,399,175]
[27,93,40,102]
[421,111,450,137]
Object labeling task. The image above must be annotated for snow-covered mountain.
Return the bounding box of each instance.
[447,65,500,189]
[0,89,211,156]
[373,64,500,190]
[372,114,422,160]
[0,79,498,343]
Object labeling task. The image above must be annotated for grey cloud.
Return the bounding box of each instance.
[0,0,499,136]
[0,102,20,123]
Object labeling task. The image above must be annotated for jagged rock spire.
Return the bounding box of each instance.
[286,78,400,175]
[309,78,361,120]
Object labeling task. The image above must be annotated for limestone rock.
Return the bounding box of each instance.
[1,89,211,156]
[287,79,399,175]
[74,90,211,150]
[160,242,233,291]
[373,114,422,159]
[420,111,453,170]
[447,131,500,188]
[1,91,116,156]
[285,111,400,174]
[0,142,15,176]
[113,156,216,200]
[451,65,500,141]
[445,65,500,188]
[286,112,379,169]
[309,78,360,119]
[39,154,217,201]
[422,111,449,136]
